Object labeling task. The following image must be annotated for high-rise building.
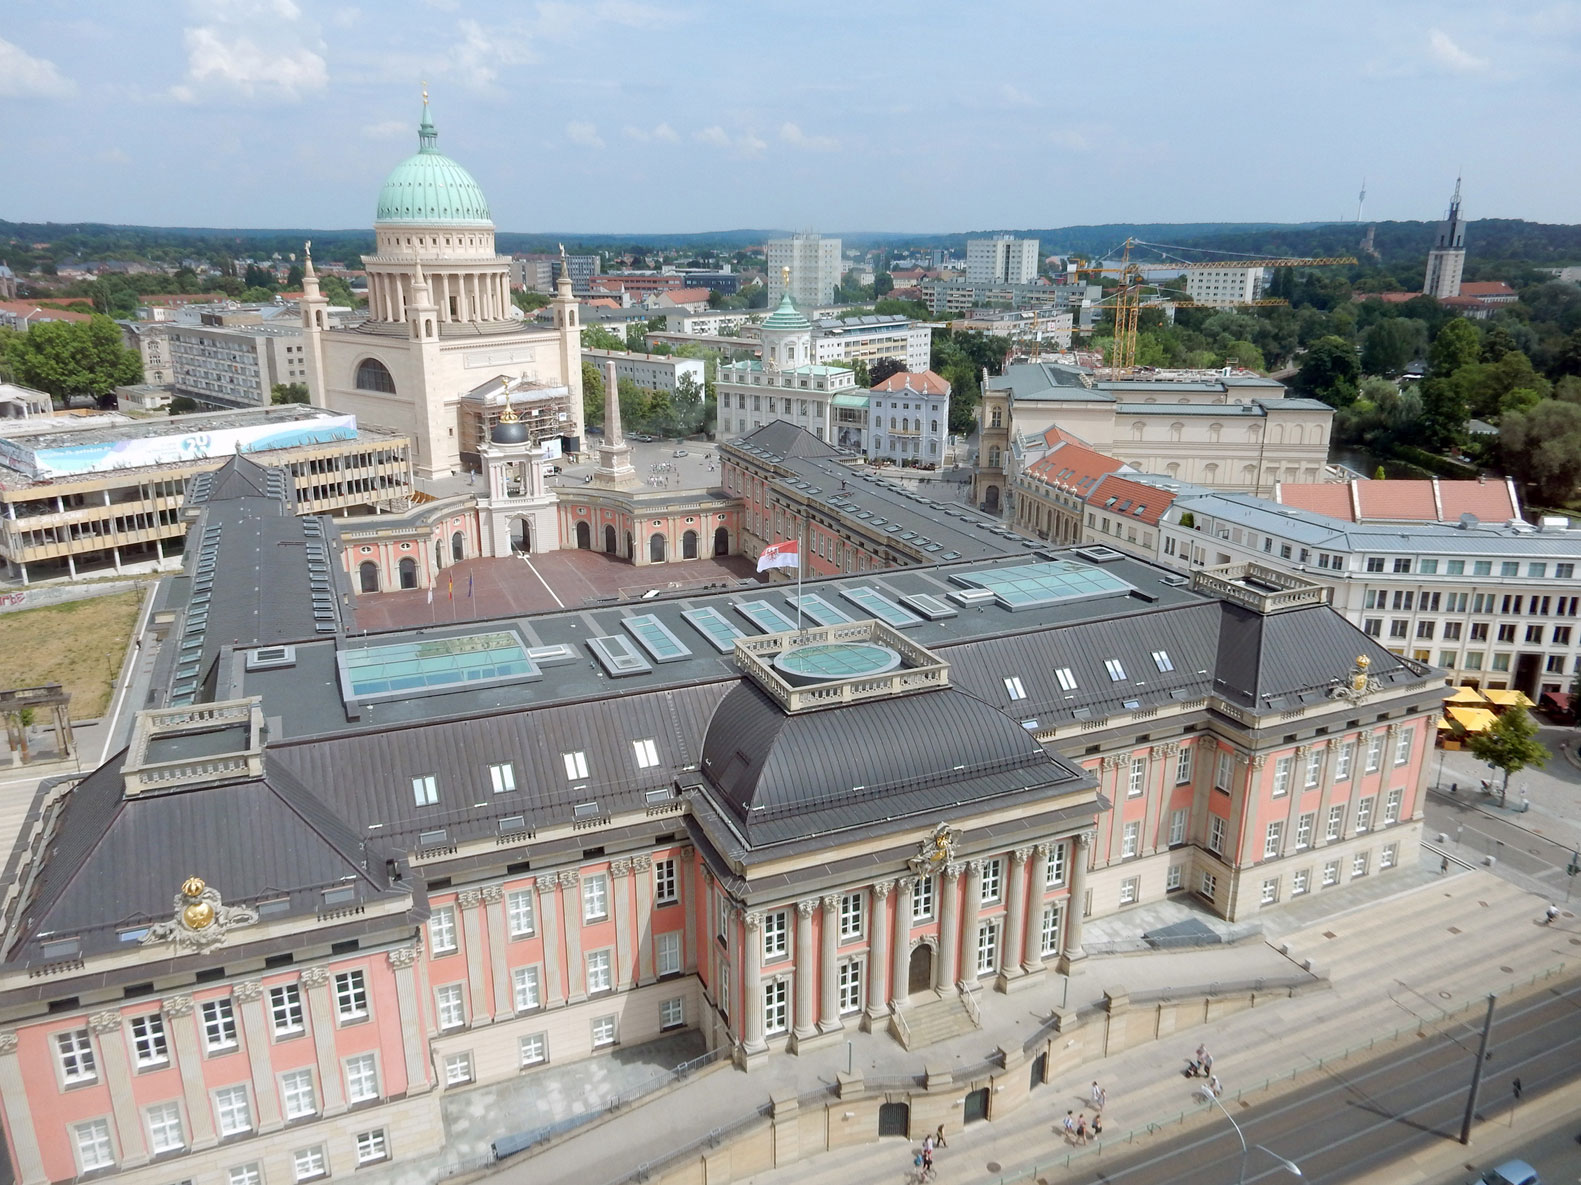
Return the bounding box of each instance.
[1423,179,1466,299]
[1184,267,1265,307]
[966,236,1040,285]
[765,234,842,307]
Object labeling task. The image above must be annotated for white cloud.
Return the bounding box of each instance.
[0,37,77,99]
[694,125,731,149]
[536,0,670,37]
[566,120,605,149]
[443,17,537,89]
[999,83,1036,108]
[363,119,409,140]
[623,122,680,143]
[779,121,838,151]
[176,26,329,99]
[694,125,765,156]
[1427,28,1489,73]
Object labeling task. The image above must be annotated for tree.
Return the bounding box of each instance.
[1292,336,1360,407]
[169,395,199,414]
[1417,375,1468,451]
[320,275,357,307]
[1429,318,1480,376]
[3,316,142,402]
[874,272,895,297]
[869,357,904,386]
[243,264,277,291]
[1360,319,1418,376]
[580,360,605,428]
[271,382,309,404]
[582,324,626,351]
[1500,399,1581,505]
[1467,705,1548,802]
[511,290,551,314]
[286,264,305,290]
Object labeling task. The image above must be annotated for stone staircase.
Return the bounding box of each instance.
[889,989,981,1050]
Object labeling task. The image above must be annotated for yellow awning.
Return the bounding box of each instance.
[1447,705,1498,733]
[1482,688,1534,708]
[1444,685,1488,705]
[1435,716,1453,730]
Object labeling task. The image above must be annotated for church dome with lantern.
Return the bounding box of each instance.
[375,98,492,228]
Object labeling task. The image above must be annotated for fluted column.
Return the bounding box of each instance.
[537,878,563,1003]
[792,899,817,1041]
[1024,845,1050,970]
[999,848,1030,985]
[162,996,217,1147]
[559,870,585,1002]
[484,886,512,1018]
[611,858,636,989]
[231,980,283,1130]
[960,861,984,983]
[387,946,429,1092]
[633,855,655,984]
[892,877,915,1007]
[742,912,766,1054]
[0,1031,45,1185]
[935,863,962,990]
[299,967,347,1115]
[457,888,489,1022]
[818,895,842,1032]
[88,1011,147,1165]
[1062,833,1091,968]
[865,881,893,1026]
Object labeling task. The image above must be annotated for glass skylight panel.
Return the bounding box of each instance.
[340,631,537,701]
[588,634,653,677]
[621,614,692,663]
[735,599,797,634]
[1104,658,1127,681]
[901,592,957,620]
[839,586,923,627]
[1152,649,1175,672]
[682,606,745,652]
[948,560,1134,612]
[786,594,852,626]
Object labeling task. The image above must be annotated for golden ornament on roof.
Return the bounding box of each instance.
[183,900,216,929]
[499,400,520,424]
[182,876,206,899]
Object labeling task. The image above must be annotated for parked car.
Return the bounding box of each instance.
[673,449,688,457]
[630,433,655,442]
[1482,1160,1540,1185]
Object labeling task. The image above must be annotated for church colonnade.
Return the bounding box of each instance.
[368,267,512,325]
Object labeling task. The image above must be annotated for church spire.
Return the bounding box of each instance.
[418,83,438,154]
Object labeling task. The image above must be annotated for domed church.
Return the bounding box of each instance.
[300,95,585,483]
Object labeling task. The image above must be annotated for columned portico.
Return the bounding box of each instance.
[742,912,766,1056]
[863,881,893,1029]
[818,895,842,1033]
[936,863,962,990]
[997,847,1030,989]
[791,899,817,1045]
[1060,833,1091,971]
[1023,844,1051,971]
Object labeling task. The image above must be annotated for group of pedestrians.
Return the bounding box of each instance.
[1186,1044,1223,1096]
[910,1125,946,1181]
[1056,1080,1108,1146]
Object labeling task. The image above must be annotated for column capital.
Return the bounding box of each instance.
[1249,753,1269,769]
[0,1030,16,1056]
[966,859,984,877]
[1073,832,1091,851]
[1385,722,1402,737]
[89,1010,121,1035]
[299,966,331,989]
[743,912,763,931]
[479,884,505,905]
[387,946,417,971]
[820,894,841,913]
[895,875,918,892]
[1151,742,1180,759]
[232,979,263,1003]
[1010,847,1032,866]
[610,858,633,877]
[630,853,653,872]
[1030,842,1050,857]
[1293,743,1311,756]
[872,880,894,899]
[161,995,194,1020]
[797,898,818,918]
[456,888,482,909]
[942,862,964,881]
[1100,754,1127,771]
[558,869,581,887]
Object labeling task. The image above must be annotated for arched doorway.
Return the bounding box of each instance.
[908,945,933,995]
[434,540,444,571]
[604,525,617,554]
[397,557,417,589]
[576,521,591,549]
[984,485,1000,513]
[713,526,729,556]
[963,1087,989,1124]
[649,532,666,563]
[451,531,465,562]
[877,1102,910,1139]
[511,518,531,554]
[682,530,698,559]
[358,561,380,593]
[625,531,633,559]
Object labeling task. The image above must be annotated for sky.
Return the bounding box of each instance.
[4,0,1580,236]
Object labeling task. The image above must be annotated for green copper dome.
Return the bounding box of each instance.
[375,101,492,227]
[760,290,811,331]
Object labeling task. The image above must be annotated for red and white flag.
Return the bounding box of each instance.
[756,539,800,572]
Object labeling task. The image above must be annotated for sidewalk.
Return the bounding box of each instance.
[476,859,1571,1185]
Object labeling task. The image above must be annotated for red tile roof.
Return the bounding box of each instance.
[1023,437,1123,498]
[1084,473,1175,526]
[657,287,712,305]
[872,369,951,395]
[1457,281,1516,299]
[1276,483,1355,519]
[1435,479,1521,522]
[1275,478,1520,524]
[0,301,94,324]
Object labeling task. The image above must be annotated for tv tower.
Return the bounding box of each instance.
[1356,177,1366,223]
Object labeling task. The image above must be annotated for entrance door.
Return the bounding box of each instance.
[714,525,729,556]
[1029,1052,1047,1091]
[908,945,933,995]
[877,1102,910,1139]
[512,518,530,554]
[451,531,465,562]
[682,530,698,559]
[576,521,591,549]
[1515,652,1541,697]
[963,1087,989,1125]
[358,561,379,593]
[984,485,1000,513]
[649,533,666,563]
[397,557,417,589]
[604,525,617,554]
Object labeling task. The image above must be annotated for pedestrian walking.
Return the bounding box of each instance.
[934,1123,947,1148]
[1091,1080,1107,1111]
[1202,1050,1214,1077]
[1062,1111,1075,1143]
[1091,1113,1103,1138]
[1545,903,1560,924]
[1209,1073,1221,1097]
[1075,1114,1088,1145]
[922,1134,934,1155]
[921,1146,934,1178]
[1440,854,1449,875]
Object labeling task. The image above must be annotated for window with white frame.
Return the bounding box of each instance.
[334,971,368,1021]
[346,1055,376,1106]
[633,738,660,769]
[1352,851,1369,877]
[1166,863,1183,891]
[583,874,609,922]
[1119,877,1139,905]
[513,966,541,1011]
[412,774,438,806]
[1273,756,1292,797]
[355,1130,389,1165]
[436,985,465,1030]
[1296,812,1314,849]
[507,889,536,937]
[1122,821,1140,858]
[1214,750,1233,791]
[1322,860,1340,887]
[1199,871,1217,900]
[1004,675,1026,700]
[147,1102,184,1154]
[654,858,678,904]
[591,1015,617,1047]
[130,1014,169,1067]
[1260,878,1278,905]
[1104,658,1126,681]
[660,997,685,1030]
[1175,746,1193,785]
[912,876,934,920]
[1264,821,1283,859]
[763,911,788,960]
[656,931,681,976]
[56,1027,97,1084]
[586,950,612,994]
[1169,808,1187,847]
[976,921,999,974]
[1384,788,1402,825]
[520,1033,548,1066]
[980,859,1002,903]
[562,751,590,781]
[1055,667,1078,691]
[839,892,863,939]
[215,1085,253,1136]
[1047,842,1067,887]
[1208,814,1227,854]
[281,1069,316,1120]
[1335,742,1353,781]
[1292,868,1310,895]
[1381,843,1398,869]
[229,1165,262,1185]
[838,959,863,1013]
[201,998,237,1052]
[763,979,788,1034]
[1128,758,1145,797]
[1152,649,1175,672]
[488,762,515,793]
[1365,734,1382,772]
[1305,749,1322,787]
[429,906,458,955]
[1394,727,1413,766]
[74,1120,114,1172]
[291,1145,326,1182]
[1326,804,1345,841]
[1355,797,1374,833]
[443,1053,473,1086]
[1040,905,1062,956]
[269,985,304,1035]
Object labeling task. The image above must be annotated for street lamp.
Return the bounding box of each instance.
[1199,1087,1302,1185]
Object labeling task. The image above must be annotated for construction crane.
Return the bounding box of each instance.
[1071,239,1358,375]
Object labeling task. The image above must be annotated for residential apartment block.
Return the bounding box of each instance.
[164,312,312,410]
[765,234,842,308]
[966,236,1040,285]
[1183,267,1265,307]
[812,313,932,373]
[581,348,706,396]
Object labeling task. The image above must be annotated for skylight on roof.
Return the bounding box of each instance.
[340,631,537,702]
[949,560,1135,612]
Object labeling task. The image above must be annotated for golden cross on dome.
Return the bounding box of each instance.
[421,80,428,104]
[782,265,790,286]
